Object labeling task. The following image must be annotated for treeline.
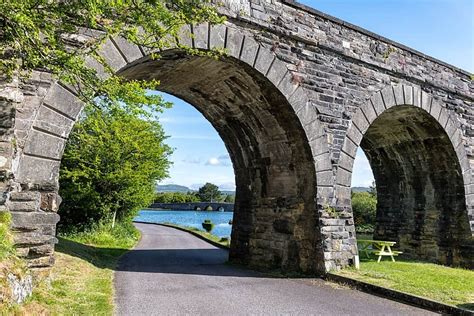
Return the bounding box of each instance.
[154,183,235,204]
[351,184,377,234]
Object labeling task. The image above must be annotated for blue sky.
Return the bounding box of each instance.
[158,0,473,190]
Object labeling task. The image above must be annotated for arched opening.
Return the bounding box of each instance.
[118,50,321,272]
[359,105,472,266]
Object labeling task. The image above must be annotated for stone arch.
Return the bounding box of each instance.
[10,23,334,273]
[337,84,474,267]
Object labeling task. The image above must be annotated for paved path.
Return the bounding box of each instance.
[115,223,435,315]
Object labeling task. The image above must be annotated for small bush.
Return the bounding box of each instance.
[202,219,214,233]
[0,212,13,260]
[355,223,375,234]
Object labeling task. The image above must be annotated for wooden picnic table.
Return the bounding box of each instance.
[357,239,403,262]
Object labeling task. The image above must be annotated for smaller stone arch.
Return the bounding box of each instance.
[337,84,474,267]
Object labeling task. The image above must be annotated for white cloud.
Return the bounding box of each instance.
[206,157,221,166]
[205,155,232,166]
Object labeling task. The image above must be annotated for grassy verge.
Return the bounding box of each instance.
[337,258,474,310]
[158,222,230,248]
[6,221,140,315]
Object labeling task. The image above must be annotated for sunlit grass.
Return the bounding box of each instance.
[160,222,230,248]
[7,221,140,315]
[337,258,474,310]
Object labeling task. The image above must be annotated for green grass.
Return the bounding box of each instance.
[160,222,230,248]
[337,258,474,310]
[6,221,140,315]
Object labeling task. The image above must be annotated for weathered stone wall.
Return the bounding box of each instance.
[4,0,473,274]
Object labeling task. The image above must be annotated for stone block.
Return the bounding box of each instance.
[98,38,127,72]
[288,87,308,113]
[41,192,62,212]
[112,36,143,63]
[392,85,404,105]
[17,155,60,186]
[278,72,298,98]
[8,201,39,212]
[43,84,84,120]
[10,191,41,202]
[11,212,59,230]
[193,23,209,49]
[362,100,377,124]
[381,86,396,109]
[430,100,442,120]
[267,60,288,87]
[24,129,66,160]
[240,36,259,66]
[254,46,275,75]
[412,85,422,108]
[403,85,413,105]
[226,27,244,58]
[341,137,357,158]
[209,24,226,49]
[346,124,363,145]
[421,90,432,113]
[34,105,75,138]
[371,91,385,116]
[335,168,351,186]
[177,24,193,47]
[351,111,369,134]
[338,151,354,171]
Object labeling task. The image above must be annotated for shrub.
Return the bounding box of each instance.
[202,219,214,233]
[0,212,14,260]
[351,191,377,226]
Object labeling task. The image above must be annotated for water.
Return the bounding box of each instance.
[135,210,234,238]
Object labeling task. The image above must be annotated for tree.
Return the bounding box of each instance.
[369,180,377,197]
[58,107,172,229]
[224,194,235,203]
[0,1,224,116]
[351,191,377,227]
[154,192,200,203]
[197,183,221,202]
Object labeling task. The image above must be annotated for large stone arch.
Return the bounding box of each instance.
[8,22,341,274]
[336,84,474,267]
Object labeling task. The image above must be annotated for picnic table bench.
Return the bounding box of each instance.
[357,239,403,262]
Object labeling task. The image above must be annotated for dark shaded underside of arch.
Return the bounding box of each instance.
[361,106,473,267]
[119,51,324,273]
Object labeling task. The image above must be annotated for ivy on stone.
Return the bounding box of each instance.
[0,0,225,114]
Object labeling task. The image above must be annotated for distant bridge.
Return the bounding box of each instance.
[149,202,234,212]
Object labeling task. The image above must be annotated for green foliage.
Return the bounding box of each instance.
[59,107,173,229]
[351,191,377,228]
[202,219,214,233]
[154,191,200,203]
[60,220,140,250]
[0,211,13,260]
[224,194,235,203]
[197,183,221,202]
[0,1,224,115]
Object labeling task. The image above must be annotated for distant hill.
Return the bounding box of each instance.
[351,187,370,193]
[156,184,193,193]
[156,184,236,196]
[220,190,236,196]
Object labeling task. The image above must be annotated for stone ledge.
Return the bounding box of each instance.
[325,273,472,315]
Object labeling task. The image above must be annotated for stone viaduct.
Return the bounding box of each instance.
[0,0,472,275]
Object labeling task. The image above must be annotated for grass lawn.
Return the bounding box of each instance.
[5,221,140,315]
[337,257,474,310]
[158,222,230,248]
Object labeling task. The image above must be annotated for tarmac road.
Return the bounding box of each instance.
[114,222,435,316]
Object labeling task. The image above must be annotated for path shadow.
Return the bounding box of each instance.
[56,237,262,278]
[456,303,474,312]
